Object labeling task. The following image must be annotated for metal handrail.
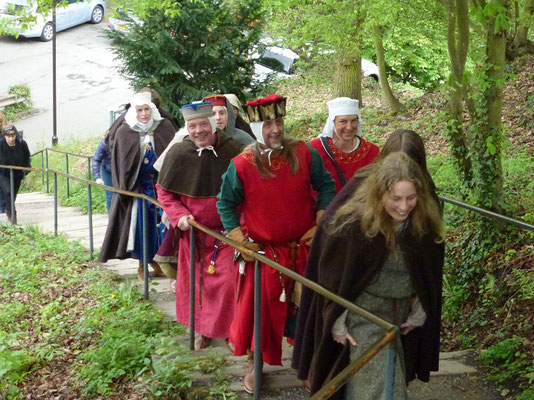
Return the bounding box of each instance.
[2,162,533,399]
[1,163,401,399]
[187,219,399,400]
[31,147,93,195]
[439,195,534,231]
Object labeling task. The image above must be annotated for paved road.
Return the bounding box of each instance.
[0,20,133,152]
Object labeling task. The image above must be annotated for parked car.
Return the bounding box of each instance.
[252,45,298,83]
[106,8,141,34]
[0,0,105,41]
[252,43,380,84]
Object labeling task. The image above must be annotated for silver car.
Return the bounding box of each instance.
[0,0,105,41]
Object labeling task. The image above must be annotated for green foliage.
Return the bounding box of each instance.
[479,338,534,384]
[3,85,33,122]
[264,0,450,89]
[0,224,233,398]
[107,0,263,113]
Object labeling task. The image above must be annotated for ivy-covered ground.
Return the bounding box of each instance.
[0,224,234,399]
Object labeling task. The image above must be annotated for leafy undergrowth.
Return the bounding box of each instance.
[0,223,232,399]
[441,219,534,398]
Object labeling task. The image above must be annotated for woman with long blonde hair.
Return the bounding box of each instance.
[297,151,445,399]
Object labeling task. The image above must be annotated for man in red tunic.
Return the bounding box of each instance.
[217,94,335,393]
[156,102,244,350]
[309,97,379,192]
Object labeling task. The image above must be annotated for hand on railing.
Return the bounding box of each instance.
[179,215,194,231]
[95,178,104,185]
[332,332,357,346]
[227,226,261,262]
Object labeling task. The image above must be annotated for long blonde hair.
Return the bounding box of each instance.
[328,152,444,248]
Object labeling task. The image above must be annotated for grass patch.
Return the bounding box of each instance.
[0,223,232,399]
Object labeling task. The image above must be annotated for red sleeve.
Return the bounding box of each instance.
[156,183,192,228]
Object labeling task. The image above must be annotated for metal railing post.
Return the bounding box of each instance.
[189,226,196,351]
[142,198,149,300]
[65,153,70,198]
[87,158,91,181]
[254,260,262,399]
[45,148,49,193]
[384,344,397,400]
[53,172,58,235]
[9,169,16,225]
[87,181,94,260]
[40,152,44,185]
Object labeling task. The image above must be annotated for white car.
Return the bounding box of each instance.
[0,0,105,41]
[252,46,298,83]
[106,8,142,34]
[253,44,380,84]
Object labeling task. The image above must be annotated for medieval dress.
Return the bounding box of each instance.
[294,204,444,399]
[217,141,336,365]
[156,130,243,338]
[98,118,174,262]
[309,136,379,193]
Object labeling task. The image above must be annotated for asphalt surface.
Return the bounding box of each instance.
[0,19,133,152]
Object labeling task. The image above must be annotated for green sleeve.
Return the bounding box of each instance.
[217,161,244,232]
[309,146,336,210]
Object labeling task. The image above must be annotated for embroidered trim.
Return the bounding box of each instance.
[327,137,371,164]
[240,150,289,170]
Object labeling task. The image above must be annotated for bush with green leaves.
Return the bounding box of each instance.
[3,85,33,122]
[0,224,231,399]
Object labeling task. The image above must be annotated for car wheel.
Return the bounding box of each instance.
[90,6,104,24]
[40,22,54,41]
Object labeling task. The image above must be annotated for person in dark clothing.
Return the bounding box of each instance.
[97,92,175,282]
[0,124,31,223]
[92,135,113,211]
[292,131,444,399]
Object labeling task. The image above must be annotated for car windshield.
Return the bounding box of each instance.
[2,0,32,14]
[258,50,294,74]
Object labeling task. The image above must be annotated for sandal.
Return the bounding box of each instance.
[194,334,212,350]
[243,370,254,394]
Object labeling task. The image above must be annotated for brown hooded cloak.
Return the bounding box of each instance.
[98,118,175,262]
[292,177,444,398]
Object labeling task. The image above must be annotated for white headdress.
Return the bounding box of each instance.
[320,97,362,138]
[124,92,162,130]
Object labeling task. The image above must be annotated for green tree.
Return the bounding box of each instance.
[264,0,450,110]
[441,0,511,211]
[107,0,263,113]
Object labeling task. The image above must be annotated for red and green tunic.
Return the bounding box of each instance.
[217,141,335,365]
[309,136,379,193]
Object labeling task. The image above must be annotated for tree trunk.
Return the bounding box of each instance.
[444,0,473,185]
[508,0,534,58]
[472,0,508,210]
[334,51,362,103]
[372,24,405,114]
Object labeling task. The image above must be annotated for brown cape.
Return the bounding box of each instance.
[98,119,175,262]
[157,129,243,198]
[292,176,444,398]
